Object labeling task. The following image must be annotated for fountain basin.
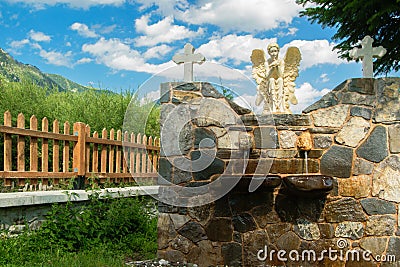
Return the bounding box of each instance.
[282,175,333,198]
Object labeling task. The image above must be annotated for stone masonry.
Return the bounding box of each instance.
[158,78,400,266]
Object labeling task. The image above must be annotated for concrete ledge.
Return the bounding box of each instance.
[0,186,159,208]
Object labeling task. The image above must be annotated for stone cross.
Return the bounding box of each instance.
[172,43,205,82]
[349,35,387,78]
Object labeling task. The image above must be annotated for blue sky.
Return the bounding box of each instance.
[1,0,398,113]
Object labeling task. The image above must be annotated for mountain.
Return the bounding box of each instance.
[0,48,90,92]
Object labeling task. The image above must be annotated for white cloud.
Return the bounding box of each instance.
[134,15,204,46]
[319,73,329,83]
[29,30,51,42]
[5,0,126,9]
[70,22,98,38]
[76,57,93,64]
[197,34,276,66]
[10,39,30,48]
[141,0,302,32]
[38,49,73,67]
[278,27,298,37]
[143,44,173,59]
[281,39,347,70]
[292,82,330,113]
[82,37,174,73]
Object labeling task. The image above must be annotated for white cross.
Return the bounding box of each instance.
[172,43,205,82]
[349,35,386,78]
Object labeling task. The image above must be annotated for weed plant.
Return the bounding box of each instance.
[0,193,157,266]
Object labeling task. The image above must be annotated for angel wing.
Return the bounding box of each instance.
[283,47,301,107]
[251,49,269,106]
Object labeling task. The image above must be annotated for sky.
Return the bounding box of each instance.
[1,0,399,113]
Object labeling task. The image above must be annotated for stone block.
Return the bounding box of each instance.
[318,223,335,239]
[194,128,216,149]
[335,117,370,147]
[205,218,233,242]
[350,106,372,120]
[270,159,319,174]
[276,231,302,251]
[366,215,396,236]
[191,150,224,181]
[372,155,400,202]
[312,105,349,127]
[243,230,278,266]
[348,78,375,94]
[279,130,297,148]
[389,125,400,153]
[195,98,237,127]
[232,213,257,233]
[273,114,311,126]
[357,125,388,163]
[334,222,364,240]
[158,157,172,183]
[172,90,202,103]
[217,130,240,149]
[253,127,278,149]
[325,197,367,222]
[360,237,388,259]
[353,158,374,175]
[313,135,332,149]
[160,83,171,103]
[360,198,397,215]
[177,221,207,243]
[293,218,320,241]
[321,145,353,178]
[170,235,193,254]
[201,82,223,97]
[384,237,400,266]
[338,175,371,198]
[302,92,339,113]
[222,242,242,267]
[342,92,376,106]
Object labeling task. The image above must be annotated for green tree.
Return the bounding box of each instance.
[296,0,400,75]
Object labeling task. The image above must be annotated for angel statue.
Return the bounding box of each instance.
[251,43,301,114]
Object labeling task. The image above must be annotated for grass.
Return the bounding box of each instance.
[0,193,157,267]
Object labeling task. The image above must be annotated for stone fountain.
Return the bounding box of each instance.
[156,43,400,266]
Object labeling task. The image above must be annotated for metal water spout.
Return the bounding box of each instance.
[297,131,312,174]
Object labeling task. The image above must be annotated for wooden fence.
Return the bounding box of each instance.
[0,111,159,189]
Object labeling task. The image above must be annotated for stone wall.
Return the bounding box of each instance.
[158,78,400,266]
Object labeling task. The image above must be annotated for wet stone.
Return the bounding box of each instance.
[283,175,333,198]
[360,198,397,215]
[357,125,388,163]
[205,218,233,242]
[232,213,257,233]
[325,197,367,222]
[321,145,353,178]
[177,221,207,243]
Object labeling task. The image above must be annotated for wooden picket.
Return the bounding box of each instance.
[0,111,160,189]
